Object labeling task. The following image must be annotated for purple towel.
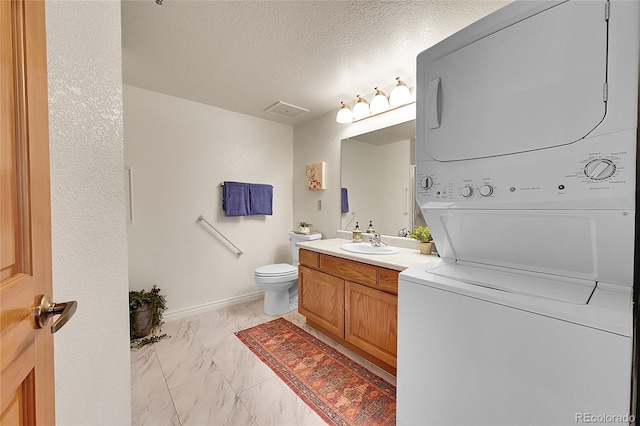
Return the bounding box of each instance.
[341,187,349,213]
[249,184,273,215]
[223,182,250,216]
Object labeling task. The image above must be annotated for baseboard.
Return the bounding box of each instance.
[163,291,265,322]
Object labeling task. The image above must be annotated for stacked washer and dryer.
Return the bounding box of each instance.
[398,1,639,425]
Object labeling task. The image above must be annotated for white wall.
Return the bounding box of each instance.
[293,104,416,238]
[293,111,343,237]
[46,1,131,424]
[124,86,294,318]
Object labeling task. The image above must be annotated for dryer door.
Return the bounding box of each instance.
[417,0,608,162]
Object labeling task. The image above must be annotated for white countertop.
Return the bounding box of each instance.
[296,238,440,271]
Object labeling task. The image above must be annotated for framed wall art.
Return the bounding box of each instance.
[306,162,326,191]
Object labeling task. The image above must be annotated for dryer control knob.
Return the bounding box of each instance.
[479,185,493,197]
[584,159,616,180]
[421,176,433,189]
[460,186,474,198]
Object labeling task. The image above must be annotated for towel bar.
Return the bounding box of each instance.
[197,215,243,256]
[220,181,274,187]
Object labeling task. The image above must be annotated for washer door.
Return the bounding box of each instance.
[417,0,608,161]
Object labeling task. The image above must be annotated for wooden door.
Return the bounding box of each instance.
[1,0,55,424]
[298,266,345,338]
[345,281,398,368]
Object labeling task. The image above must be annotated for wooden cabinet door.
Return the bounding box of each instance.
[298,266,344,338]
[345,281,398,368]
[1,0,56,424]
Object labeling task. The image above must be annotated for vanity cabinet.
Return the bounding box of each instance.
[298,249,399,374]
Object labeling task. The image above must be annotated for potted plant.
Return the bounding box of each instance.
[296,221,313,234]
[129,285,168,348]
[409,225,434,255]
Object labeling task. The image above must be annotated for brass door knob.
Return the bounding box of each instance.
[34,294,78,333]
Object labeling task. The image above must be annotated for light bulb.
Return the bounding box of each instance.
[352,95,370,120]
[390,77,412,107]
[370,87,390,115]
[336,102,353,124]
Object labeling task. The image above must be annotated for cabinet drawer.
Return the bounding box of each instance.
[320,254,377,288]
[379,268,399,295]
[299,249,319,269]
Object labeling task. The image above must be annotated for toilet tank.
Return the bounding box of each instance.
[289,231,322,264]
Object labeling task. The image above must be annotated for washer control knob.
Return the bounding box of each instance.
[420,176,433,189]
[584,159,616,180]
[460,186,474,198]
[479,185,494,197]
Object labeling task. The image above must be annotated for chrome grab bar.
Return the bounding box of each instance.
[197,215,243,256]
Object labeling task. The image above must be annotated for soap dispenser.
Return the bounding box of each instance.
[352,222,362,242]
[366,220,375,234]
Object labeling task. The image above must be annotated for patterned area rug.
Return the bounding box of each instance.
[236,318,396,425]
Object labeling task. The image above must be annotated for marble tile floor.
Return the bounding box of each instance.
[131,297,397,426]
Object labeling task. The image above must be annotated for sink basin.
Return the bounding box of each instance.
[340,243,399,255]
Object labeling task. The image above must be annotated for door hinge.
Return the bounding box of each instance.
[603,82,608,101]
[605,1,610,21]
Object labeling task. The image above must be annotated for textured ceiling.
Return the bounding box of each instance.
[122,0,511,126]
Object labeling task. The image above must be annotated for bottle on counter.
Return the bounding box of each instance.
[366,220,375,234]
[352,222,362,242]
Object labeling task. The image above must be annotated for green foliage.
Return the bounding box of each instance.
[130,333,169,349]
[129,285,168,347]
[409,225,433,243]
[298,221,313,228]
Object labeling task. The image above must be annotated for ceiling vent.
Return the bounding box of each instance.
[264,101,309,119]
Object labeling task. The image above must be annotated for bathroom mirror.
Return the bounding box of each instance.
[340,120,426,237]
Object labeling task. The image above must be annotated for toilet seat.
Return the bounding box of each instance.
[255,263,297,279]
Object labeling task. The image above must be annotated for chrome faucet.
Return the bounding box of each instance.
[370,233,386,247]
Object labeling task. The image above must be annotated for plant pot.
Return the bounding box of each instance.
[419,242,434,255]
[131,304,153,338]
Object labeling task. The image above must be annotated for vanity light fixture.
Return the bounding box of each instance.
[370,87,390,115]
[336,77,414,124]
[336,102,353,124]
[389,77,412,107]
[352,95,371,120]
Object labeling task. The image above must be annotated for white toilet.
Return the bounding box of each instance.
[254,231,322,315]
